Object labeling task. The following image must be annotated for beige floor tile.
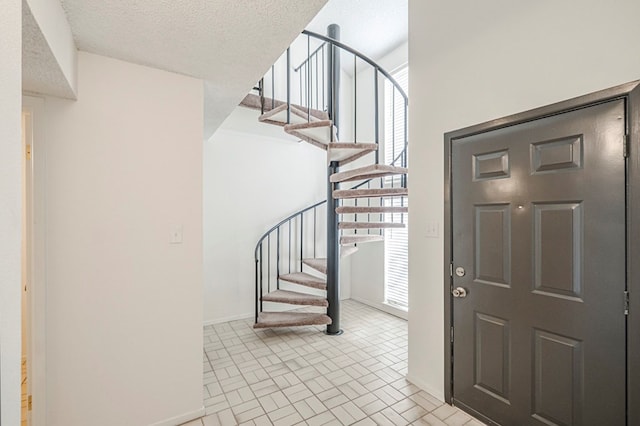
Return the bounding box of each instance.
[294,395,327,419]
[401,405,429,423]
[417,413,447,426]
[268,405,298,422]
[443,410,472,426]
[370,411,396,426]
[236,406,266,424]
[464,418,486,426]
[272,411,303,426]
[201,414,222,426]
[432,404,458,421]
[201,300,485,426]
[306,410,339,426]
[252,415,273,426]
[409,393,439,413]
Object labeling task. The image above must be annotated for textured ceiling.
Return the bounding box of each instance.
[22,2,76,99]
[60,0,327,138]
[306,0,407,62]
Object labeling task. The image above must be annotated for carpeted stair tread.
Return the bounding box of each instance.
[339,222,406,229]
[254,312,332,328]
[284,120,333,131]
[284,121,336,150]
[241,93,331,119]
[330,164,408,183]
[279,272,327,290]
[302,249,355,274]
[257,103,288,123]
[255,99,328,127]
[303,258,327,274]
[328,143,378,165]
[262,290,328,307]
[333,187,408,199]
[340,234,384,245]
[336,206,409,214]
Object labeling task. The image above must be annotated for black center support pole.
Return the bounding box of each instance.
[326,161,342,335]
[327,24,340,139]
[325,23,343,335]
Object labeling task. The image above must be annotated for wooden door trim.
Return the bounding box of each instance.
[22,95,47,426]
[443,80,640,426]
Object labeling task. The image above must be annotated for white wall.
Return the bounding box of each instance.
[0,1,23,424]
[43,52,204,426]
[407,0,640,400]
[203,107,332,324]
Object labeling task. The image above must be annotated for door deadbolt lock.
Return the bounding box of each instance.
[455,267,466,277]
[452,287,468,298]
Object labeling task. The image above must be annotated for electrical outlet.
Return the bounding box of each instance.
[425,221,439,238]
[170,225,183,244]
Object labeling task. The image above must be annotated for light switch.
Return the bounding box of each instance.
[170,225,183,244]
[425,221,439,238]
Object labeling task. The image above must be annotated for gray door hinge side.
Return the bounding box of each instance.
[625,291,630,315]
[449,263,453,277]
[624,134,630,158]
[450,326,454,342]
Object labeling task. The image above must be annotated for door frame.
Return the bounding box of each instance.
[22,95,46,426]
[443,80,640,425]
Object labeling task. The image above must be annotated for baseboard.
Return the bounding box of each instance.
[149,406,205,426]
[405,373,445,402]
[203,312,253,326]
[350,297,408,320]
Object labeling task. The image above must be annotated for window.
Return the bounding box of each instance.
[383,65,408,309]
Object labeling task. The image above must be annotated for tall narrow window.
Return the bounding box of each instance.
[383,65,409,310]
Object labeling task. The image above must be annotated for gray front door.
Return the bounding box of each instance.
[451,100,627,425]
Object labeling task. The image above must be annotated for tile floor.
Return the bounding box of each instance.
[183,300,484,426]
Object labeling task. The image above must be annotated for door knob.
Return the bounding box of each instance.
[452,287,467,298]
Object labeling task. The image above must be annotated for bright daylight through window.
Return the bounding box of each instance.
[384,65,408,310]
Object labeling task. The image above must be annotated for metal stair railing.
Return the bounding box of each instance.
[254,26,408,332]
[254,201,327,323]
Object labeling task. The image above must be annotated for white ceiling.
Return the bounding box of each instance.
[60,0,326,82]
[59,0,327,137]
[49,0,405,139]
[306,0,407,62]
[23,3,75,99]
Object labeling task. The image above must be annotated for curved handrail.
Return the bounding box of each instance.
[254,30,409,255]
[254,28,409,324]
[254,199,327,260]
[295,30,409,190]
[302,30,408,102]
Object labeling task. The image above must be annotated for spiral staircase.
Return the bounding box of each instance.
[246,26,408,334]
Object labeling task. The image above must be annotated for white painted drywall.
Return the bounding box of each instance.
[43,52,203,425]
[203,107,332,324]
[0,1,22,424]
[23,0,77,97]
[408,0,640,400]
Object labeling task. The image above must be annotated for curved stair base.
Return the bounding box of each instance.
[254,312,332,328]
